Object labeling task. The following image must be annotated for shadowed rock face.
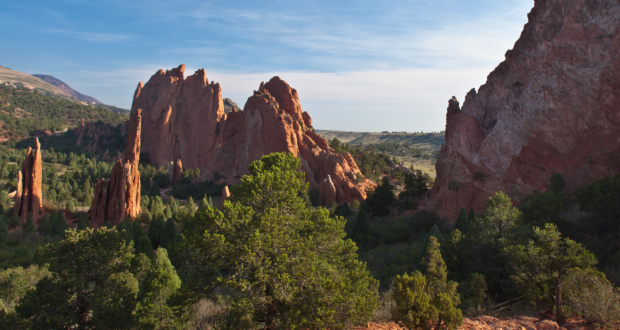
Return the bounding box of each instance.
[132,66,374,204]
[427,0,620,220]
[13,138,43,225]
[89,110,142,227]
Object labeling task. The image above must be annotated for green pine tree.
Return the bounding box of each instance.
[353,209,370,242]
[186,197,196,218]
[454,207,470,233]
[8,213,20,228]
[199,196,212,210]
[135,248,183,328]
[135,235,155,259]
[38,214,52,236]
[428,224,444,243]
[77,214,89,231]
[468,207,475,225]
[159,218,176,249]
[22,212,35,236]
[67,200,76,213]
[147,216,165,249]
[149,181,160,198]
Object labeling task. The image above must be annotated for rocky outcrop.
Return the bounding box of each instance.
[131,66,374,204]
[13,138,43,225]
[319,175,337,205]
[221,186,230,209]
[89,110,142,227]
[427,0,620,220]
[172,159,183,185]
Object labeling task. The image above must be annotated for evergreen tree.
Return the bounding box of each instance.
[148,196,165,218]
[67,200,76,213]
[164,205,172,219]
[22,212,35,236]
[8,213,20,228]
[149,181,160,198]
[504,223,597,319]
[454,207,470,234]
[352,209,370,242]
[428,224,444,243]
[77,214,89,231]
[135,235,155,259]
[135,248,183,328]
[550,173,565,194]
[186,197,196,218]
[0,216,8,241]
[365,176,395,216]
[186,152,378,329]
[169,197,179,216]
[38,214,52,236]
[392,237,463,330]
[132,221,144,245]
[148,215,166,249]
[468,207,475,226]
[15,228,139,329]
[199,196,212,210]
[160,218,176,249]
[104,221,112,229]
[116,220,134,244]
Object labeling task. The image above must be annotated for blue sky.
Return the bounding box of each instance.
[0,0,533,132]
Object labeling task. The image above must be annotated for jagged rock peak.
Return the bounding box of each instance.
[426,0,620,220]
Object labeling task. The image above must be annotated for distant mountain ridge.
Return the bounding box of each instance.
[33,74,102,105]
[0,65,129,114]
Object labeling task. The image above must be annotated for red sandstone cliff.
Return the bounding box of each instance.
[13,138,43,225]
[89,110,142,227]
[131,66,374,204]
[427,0,620,220]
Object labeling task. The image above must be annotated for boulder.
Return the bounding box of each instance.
[132,69,375,204]
[13,138,43,225]
[426,0,620,220]
[89,109,142,227]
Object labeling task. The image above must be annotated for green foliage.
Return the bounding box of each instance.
[185,197,196,218]
[8,214,19,228]
[185,152,378,329]
[334,201,353,217]
[148,216,166,249]
[150,181,161,198]
[352,209,370,242]
[134,248,183,329]
[562,268,620,325]
[37,214,51,236]
[160,218,176,249]
[12,246,29,260]
[427,225,444,243]
[135,235,156,260]
[50,211,68,237]
[503,223,597,308]
[469,273,488,307]
[77,214,89,231]
[0,217,8,242]
[392,237,463,330]
[14,228,140,329]
[453,207,470,234]
[401,170,431,199]
[22,213,34,237]
[520,189,569,230]
[476,192,521,244]
[365,176,395,216]
[0,265,50,313]
[550,173,565,194]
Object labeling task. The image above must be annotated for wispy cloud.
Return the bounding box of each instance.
[45,29,136,43]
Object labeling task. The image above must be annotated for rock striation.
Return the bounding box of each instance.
[131,65,374,204]
[427,0,620,220]
[89,109,142,227]
[13,138,43,225]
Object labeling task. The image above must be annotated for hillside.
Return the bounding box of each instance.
[0,66,67,97]
[32,74,102,104]
[0,84,128,154]
[316,130,444,176]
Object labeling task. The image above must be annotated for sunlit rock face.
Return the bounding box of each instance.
[427,0,620,220]
[131,66,375,204]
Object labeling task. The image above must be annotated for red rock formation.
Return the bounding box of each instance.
[319,175,337,205]
[426,0,620,221]
[13,138,43,225]
[131,67,374,203]
[221,185,230,209]
[172,159,183,185]
[89,110,142,228]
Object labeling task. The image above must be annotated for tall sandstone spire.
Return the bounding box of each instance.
[131,66,374,204]
[13,138,43,225]
[426,0,620,220]
[89,109,142,227]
